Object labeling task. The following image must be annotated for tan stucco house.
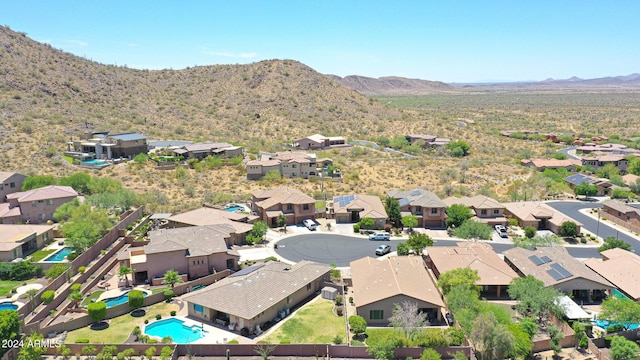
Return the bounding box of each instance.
[251,187,316,226]
[331,194,387,228]
[387,188,447,228]
[182,261,331,334]
[0,172,27,202]
[0,224,55,262]
[502,201,582,234]
[1,185,78,224]
[443,195,508,226]
[504,247,612,303]
[585,248,640,302]
[246,151,332,180]
[293,134,346,150]
[425,242,518,298]
[350,256,445,325]
[165,206,255,245]
[172,142,243,160]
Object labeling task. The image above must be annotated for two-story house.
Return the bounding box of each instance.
[443,195,508,226]
[246,152,332,180]
[67,131,148,160]
[602,199,640,230]
[1,185,79,224]
[293,134,346,150]
[387,188,447,228]
[251,187,316,226]
[172,142,243,160]
[0,172,27,201]
[581,155,629,173]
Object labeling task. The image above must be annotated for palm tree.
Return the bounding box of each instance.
[118,266,134,288]
[25,288,39,313]
[68,291,83,308]
[162,270,182,288]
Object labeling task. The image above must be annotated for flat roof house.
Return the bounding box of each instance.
[67,131,148,160]
[0,224,55,262]
[2,185,78,224]
[172,142,243,160]
[350,256,445,325]
[0,172,27,202]
[502,201,582,235]
[182,260,331,334]
[293,134,346,150]
[388,188,447,228]
[425,242,519,298]
[520,158,582,172]
[331,194,387,228]
[584,248,640,302]
[503,247,612,303]
[117,225,240,285]
[443,195,508,226]
[405,134,451,148]
[251,187,316,226]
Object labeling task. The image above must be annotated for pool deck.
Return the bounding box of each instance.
[97,287,151,302]
[143,316,243,344]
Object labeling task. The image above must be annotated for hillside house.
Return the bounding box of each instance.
[520,158,581,172]
[66,131,148,160]
[0,172,27,202]
[0,224,55,262]
[293,134,346,149]
[387,188,447,228]
[1,185,79,224]
[165,207,255,245]
[246,151,332,180]
[581,155,629,173]
[251,187,316,226]
[405,134,451,148]
[172,142,243,160]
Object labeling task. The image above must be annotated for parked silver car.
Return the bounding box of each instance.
[369,232,390,241]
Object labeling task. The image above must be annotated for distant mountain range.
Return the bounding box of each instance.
[330,73,640,96]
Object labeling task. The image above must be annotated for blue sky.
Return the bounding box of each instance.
[2,1,639,82]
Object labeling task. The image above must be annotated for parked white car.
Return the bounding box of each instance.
[369,232,390,241]
[303,219,317,231]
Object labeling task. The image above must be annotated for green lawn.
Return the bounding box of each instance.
[29,249,56,262]
[0,280,23,298]
[61,154,74,164]
[65,301,179,344]
[267,298,345,344]
[81,291,105,306]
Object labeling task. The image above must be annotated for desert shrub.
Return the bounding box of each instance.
[279,339,291,344]
[524,226,537,239]
[78,266,86,274]
[170,311,176,316]
[353,223,360,233]
[75,339,90,343]
[155,314,162,320]
[163,289,174,300]
[70,283,82,292]
[40,290,55,304]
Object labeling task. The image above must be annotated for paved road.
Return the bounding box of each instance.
[557,145,579,160]
[547,201,640,253]
[275,233,601,267]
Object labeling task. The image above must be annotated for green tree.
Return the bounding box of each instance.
[118,266,134,288]
[420,349,442,360]
[574,181,598,198]
[60,203,113,252]
[610,335,640,360]
[396,242,410,256]
[359,217,375,229]
[57,344,72,360]
[470,312,515,360]
[22,175,57,191]
[53,198,81,221]
[366,335,397,360]
[348,315,367,337]
[596,163,620,179]
[559,221,578,237]
[88,301,107,324]
[145,347,157,360]
[447,140,471,157]
[508,323,533,359]
[445,204,474,228]
[389,135,410,150]
[0,311,20,356]
[40,289,55,304]
[508,276,563,323]
[453,220,493,240]
[389,301,426,340]
[133,153,149,164]
[548,325,564,354]
[401,215,418,232]
[9,260,38,280]
[437,268,480,296]
[276,214,287,232]
[162,269,183,288]
[445,284,481,316]
[17,333,46,360]
[600,297,640,330]
[384,196,402,228]
[60,172,92,194]
[524,226,537,239]
[598,237,632,252]
[246,221,268,244]
[551,152,568,160]
[68,291,83,308]
[45,263,69,280]
[572,322,587,349]
[25,288,39,313]
[160,347,174,360]
[82,346,97,360]
[128,290,144,310]
[263,170,282,181]
[406,232,433,254]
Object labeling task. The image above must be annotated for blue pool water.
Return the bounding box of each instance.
[44,247,74,262]
[226,206,244,212]
[594,319,639,330]
[103,291,148,308]
[80,159,110,168]
[145,318,207,343]
[0,303,18,311]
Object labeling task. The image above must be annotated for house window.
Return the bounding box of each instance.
[431,208,438,214]
[292,164,297,168]
[415,206,422,214]
[618,212,622,216]
[481,210,487,215]
[9,182,15,188]
[493,209,500,214]
[628,216,631,221]
[286,204,293,211]
[286,296,291,304]
[39,214,46,221]
[31,201,37,207]
[303,204,309,210]
[0,184,3,190]
[307,283,311,291]
[46,199,53,205]
[370,310,384,320]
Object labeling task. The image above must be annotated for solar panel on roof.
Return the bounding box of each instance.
[410,189,422,196]
[540,256,552,263]
[398,199,410,207]
[551,263,573,279]
[529,255,544,266]
[547,269,565,281]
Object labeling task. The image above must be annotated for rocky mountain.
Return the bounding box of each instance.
[328,74,456,96]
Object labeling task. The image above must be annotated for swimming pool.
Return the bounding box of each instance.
[226,206,244,212]
[0,302,18,311]
[103,291,148,308]
[43,247,74,262]
[145,318,207,343]
[80,159,110,169]
[593,319,639,330]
